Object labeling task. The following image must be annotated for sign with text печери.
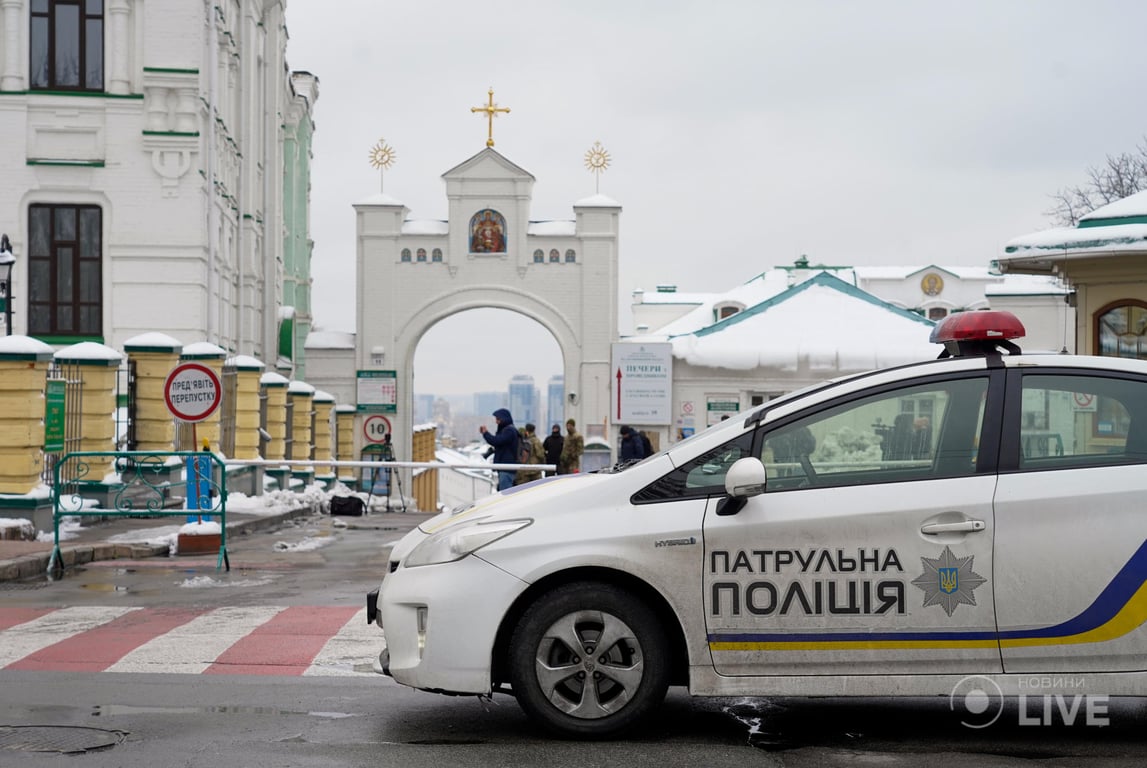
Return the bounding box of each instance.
[611,342,672,425]
[357,370,397,413]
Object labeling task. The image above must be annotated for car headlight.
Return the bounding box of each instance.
[404,518,533,568]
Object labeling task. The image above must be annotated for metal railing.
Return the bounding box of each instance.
[48,450,230,577]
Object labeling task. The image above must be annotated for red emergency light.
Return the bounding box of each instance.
[930,310,1026,358]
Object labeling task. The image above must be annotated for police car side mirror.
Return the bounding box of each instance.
[725,457,767,498]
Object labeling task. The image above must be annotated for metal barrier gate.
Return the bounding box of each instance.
[48,450,230,577]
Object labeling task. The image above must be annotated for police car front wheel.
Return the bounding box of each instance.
[508,582,670,738]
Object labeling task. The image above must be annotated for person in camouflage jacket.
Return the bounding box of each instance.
[514,423,546,485]
[558,418,584,474]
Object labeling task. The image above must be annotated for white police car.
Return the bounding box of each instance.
[367,311,1147,737]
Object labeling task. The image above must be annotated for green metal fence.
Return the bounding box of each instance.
[48,450,229,577]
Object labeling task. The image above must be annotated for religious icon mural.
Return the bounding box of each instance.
[470,209,507,253]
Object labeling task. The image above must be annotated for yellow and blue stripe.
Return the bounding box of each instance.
[709,540,1147,652]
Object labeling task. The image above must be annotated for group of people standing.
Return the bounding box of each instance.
[480,409,584,491]
[619,425,654,463]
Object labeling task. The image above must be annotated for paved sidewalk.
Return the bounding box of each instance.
[0,504,427,583]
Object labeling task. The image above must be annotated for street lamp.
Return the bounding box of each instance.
[0,234,14,336]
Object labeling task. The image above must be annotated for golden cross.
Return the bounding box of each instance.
[471,88,510,148]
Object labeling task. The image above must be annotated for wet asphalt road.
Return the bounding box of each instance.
[1,513,1146,766]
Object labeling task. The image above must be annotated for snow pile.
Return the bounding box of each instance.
[273,536,334,552]
[35,516,83,543]
[0,518,35,541]
[179,520,222,536]
[227,483,327,516]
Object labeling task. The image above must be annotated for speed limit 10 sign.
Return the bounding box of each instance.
[164,362,222,422]
[363,414,392,443]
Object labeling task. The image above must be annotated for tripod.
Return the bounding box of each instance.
[391,466,407,513]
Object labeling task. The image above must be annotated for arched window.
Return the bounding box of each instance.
[565,249,576,263]
[432,248,443,262]
[533,249,544,263]
[1095,300,1147,359]
[469,209,507,253]
[549,249,560,262]
[400,248,411,262]
[416,248,427,262]
[928,307,948,321]
[713,302,745,322]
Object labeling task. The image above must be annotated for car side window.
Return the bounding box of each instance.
[632,430,755,503]
[761,377,990,491]
[1018,374,1147,469]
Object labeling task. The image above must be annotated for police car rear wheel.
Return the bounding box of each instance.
[509,582,670,738]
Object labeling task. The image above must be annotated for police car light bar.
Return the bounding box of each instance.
[930,310,1026,358]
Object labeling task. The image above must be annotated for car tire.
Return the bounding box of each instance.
[508,581,670,738]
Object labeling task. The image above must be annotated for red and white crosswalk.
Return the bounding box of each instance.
[0,605,383,677]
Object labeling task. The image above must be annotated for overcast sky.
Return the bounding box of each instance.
[285,0,1147,399]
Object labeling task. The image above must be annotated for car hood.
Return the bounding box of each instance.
[418,472,608,535]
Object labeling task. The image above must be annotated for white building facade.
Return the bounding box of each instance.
[0,0,315,362]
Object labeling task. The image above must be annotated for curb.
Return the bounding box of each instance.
[0,504,321,583]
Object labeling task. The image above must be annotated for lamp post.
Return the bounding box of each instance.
[0,234,14,336]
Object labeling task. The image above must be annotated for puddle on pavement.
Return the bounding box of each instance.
[91,704,357,719]
[79,583,162,596]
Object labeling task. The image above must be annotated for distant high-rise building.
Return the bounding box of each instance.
[474,391,506,418]
[546,375,565,429]
[508,375,537,426]
[414,394,435,424]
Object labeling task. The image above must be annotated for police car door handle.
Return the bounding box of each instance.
[920,520,986,534]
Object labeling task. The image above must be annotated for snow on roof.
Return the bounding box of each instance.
[305,330,355,349]
[650,270,795,336]
[1078,189,1147,222]
[527,220,576,236]
[356,192,405,207]
[288,380,316,395]
[0,335,55,355]
[54,341,122,361]
[123,332,181,349]
[574,193,621,207]
[985,274,1070,296]
[1004,191,1147,258]
[855,265,997,281]
[278,306,296,320]
[668,273,936,372]
[1003,222,1147,256]
[632,288,711,306]
[225,354,265,369]
[182,341,228,357]
[402,219,448,235]
[313,389,335,402]
[260,371,290,385]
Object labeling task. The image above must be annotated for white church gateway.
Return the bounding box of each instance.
[349,148,621,464]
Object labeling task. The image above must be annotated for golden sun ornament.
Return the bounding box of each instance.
[584,141,611,193]
[584,141,610,173]
[369,140,396,170]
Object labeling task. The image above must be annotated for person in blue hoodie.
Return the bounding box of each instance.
[480,408,521,491]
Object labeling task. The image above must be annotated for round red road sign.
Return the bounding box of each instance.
[363,414,393,443]
[164,362,222,422]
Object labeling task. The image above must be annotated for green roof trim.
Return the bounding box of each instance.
[27,159,105,167]
[0,351,54,362]
[143,67,200,75]
[142,130,200,137]
[1078,214,1147,229]
[51,355,121,367]
[1,90,143,99]
[34,334,103,345]
[681,272,934,340]
[1004,234,1147,254]
[123,345,181,354]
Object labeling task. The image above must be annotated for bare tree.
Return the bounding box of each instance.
[1047,137,1147,226]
